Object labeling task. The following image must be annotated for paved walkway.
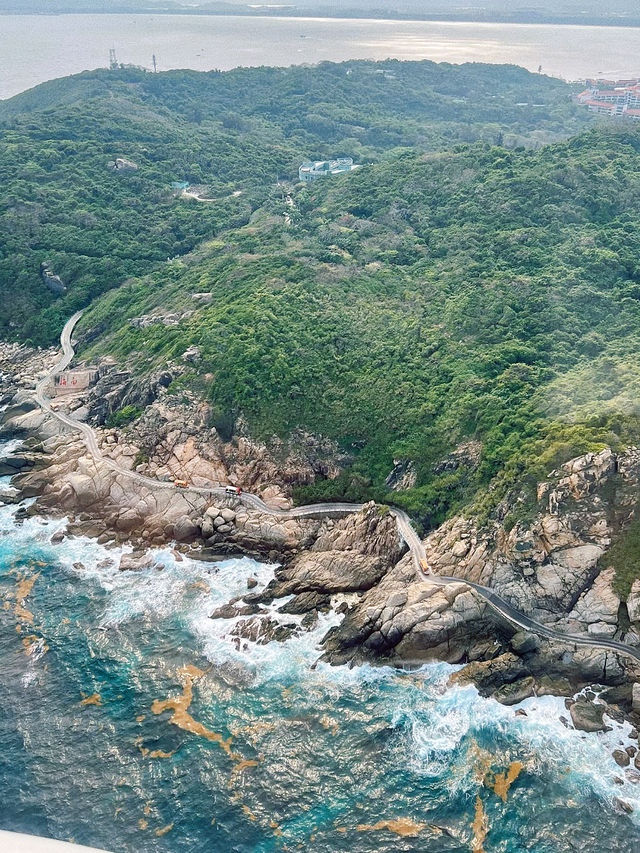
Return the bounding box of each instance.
[33,313,640,664]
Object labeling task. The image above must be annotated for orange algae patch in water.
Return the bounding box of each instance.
[80,693,102,707]
[14,573,39,624]
[356,818,426,837]
[149,749,176,759]
[242,805,257,822]
[22,635,48,657]
[320,714,339,735]
[151,665,235,757]
[471,796,489,853]
[138,819,148,831]
[155,823,173,837]
[493,761,524,802]
[230,759,259,785]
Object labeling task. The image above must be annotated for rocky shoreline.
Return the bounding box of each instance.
[2,339,640,785]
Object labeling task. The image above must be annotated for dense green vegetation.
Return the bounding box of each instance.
[105,404,142,429]
[79,125,640,540]
[604,507,640,600]
[9,60,640,593]
[0,61,589,343]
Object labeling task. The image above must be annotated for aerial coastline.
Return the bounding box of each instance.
[3,51,640,851]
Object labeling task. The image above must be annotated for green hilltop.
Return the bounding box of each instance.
[79,126,640,539]
[7,60,640,552]
[0,61,587,343]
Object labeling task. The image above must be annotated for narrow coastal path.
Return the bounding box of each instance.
[33,312,640,664]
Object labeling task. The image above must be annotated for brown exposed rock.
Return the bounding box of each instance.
[510,631,539,655]
[536,675,573,696]
[119,552,155,572]
[613,749,630,768]
[257,502,403,602]
[491,676,536,706]
[210,602,264,619]
[569,699,608,733]
[278,591,332,614]
[321,557,498,667]
[4,340,640,720]
[451,653,528,694]
[231,616,298,644]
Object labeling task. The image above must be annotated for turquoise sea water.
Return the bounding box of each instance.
[1,442,640,851]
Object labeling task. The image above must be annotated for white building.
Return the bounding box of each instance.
[298,158,359,183]
[577,80,640,120]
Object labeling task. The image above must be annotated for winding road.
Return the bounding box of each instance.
[34,313,640,664]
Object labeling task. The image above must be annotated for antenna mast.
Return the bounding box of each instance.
[152,54,158,73]
[109,48,118,70]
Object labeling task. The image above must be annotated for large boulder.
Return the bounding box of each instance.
[451,653,528,695]
[171,514,199,543]
[627,580,640,625]
[322,555,498,667]
[119,552,154,572]
[492,676,535,706]
[569,699,608,733]
[267,551,389,597]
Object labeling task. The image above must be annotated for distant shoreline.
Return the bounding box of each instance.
[2,10,640,30]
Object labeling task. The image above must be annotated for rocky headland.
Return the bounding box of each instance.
[2,339,640,767]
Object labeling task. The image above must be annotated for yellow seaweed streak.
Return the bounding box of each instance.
[14,573,39,624]
[471,796,489,853]
[151,665,235,757]
[22,634,48,657]
[150,749,176,759]
[493,761,524,803]
[356,818,426,837]
[242,805,257,822]
[134,737,176,760]
[80,693,102,707]
[155,823,173,837]
[230,759,259,785]
[320,714,339,735]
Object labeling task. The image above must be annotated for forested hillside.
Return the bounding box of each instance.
[78,125,640,530]
[0,61,589,343]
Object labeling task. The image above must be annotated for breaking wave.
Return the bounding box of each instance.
[1,436,640,851]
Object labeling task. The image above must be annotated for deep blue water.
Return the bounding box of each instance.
[1,443,640,851]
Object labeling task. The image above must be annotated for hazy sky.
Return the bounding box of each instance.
[2,0,639,16]
[2,0,639,10]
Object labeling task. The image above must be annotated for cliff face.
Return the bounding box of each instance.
[84,369,351,506]
[320,447,640,717]
[424,448,637,641]
[2,346,640,722]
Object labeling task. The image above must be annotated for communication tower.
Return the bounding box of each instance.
[152,54,158,73]
[109,49,118,71]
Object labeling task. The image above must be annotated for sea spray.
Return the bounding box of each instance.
[1,490,640,849]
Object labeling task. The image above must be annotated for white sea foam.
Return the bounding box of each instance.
[2,500,639,823]
[0,438,23,457]
[0,438,23,486]
[401,677,640,820]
